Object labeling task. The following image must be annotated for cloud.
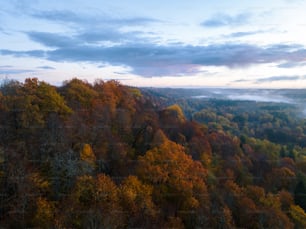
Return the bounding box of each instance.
[0,49,45,57]
[37,65,55,70]
[2,38,306,77]
[27,28,155,49]
[233,79,250,83]
[26,9,161,48]
[234,75,306,85]
[3,50,45,58]
[31,10,159,26]
[277,61,306,68]
[0,26,11,35]
[0,66,34,75]
[31,10,84,24]
[225,30,264,38]
[255,75,301,83]
[27,32,79,48]
[76,29,153,45]
[105,17,160,26]
[11,0,38,11]
[201,13,251,27]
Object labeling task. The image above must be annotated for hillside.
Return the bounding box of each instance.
[0,78,306,228]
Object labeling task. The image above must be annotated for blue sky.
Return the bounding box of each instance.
[1,0,306,88]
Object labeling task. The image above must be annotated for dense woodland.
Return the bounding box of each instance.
[0,78,306,228]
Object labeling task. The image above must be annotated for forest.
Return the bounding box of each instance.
[0,78,306,228]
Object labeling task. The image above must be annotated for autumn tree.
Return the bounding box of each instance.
[120,176,157,227]
[137,130,210,228]
[32,197,54,228]
[289,204,306,228]
[61,78,98,109]
[60,174,124,228]
[79,143,96,174]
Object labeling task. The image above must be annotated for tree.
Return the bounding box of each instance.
[79,144,96,174]
[61,78,98,109]
[294,180,306,210]
[137,130,209,228]
[120,176,157,227]
[279,190,294,212]
[289,204,306,228]
[61,174,124,228]
[265,167,296,192]
[33,197,54,229]
[159,104,186,141]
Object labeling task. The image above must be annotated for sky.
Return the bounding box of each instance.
[1,0,306,88]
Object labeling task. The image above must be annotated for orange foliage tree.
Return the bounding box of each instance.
[137,129,210,228]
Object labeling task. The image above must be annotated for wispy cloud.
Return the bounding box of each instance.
[31,10,159,26]
[0,66,34,75]
[31,10,85,24]
[11,0,38,11]
[224,30,264,38]
[37,65,55,70]
[0,26,12,35]
[234,75,306,85]
[27,32,79,48]
[77,29,154,45]
[277,61,306,68]
[201,13,251,27]
[26,11,158,47]
[255,75,302,83]
[27,30,153,49]
[233,79,250,83]
[0,49,45,58]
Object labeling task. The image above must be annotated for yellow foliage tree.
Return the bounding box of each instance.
[80,144,96,173]
[33,197,54,229]
[64,174,124,228]
[120,175,156,217]
[290,204,306,228]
